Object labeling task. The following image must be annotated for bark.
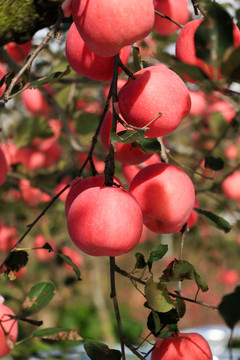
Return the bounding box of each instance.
[0,0,65,46]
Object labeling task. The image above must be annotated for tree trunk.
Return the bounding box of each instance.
[0,0,65,46]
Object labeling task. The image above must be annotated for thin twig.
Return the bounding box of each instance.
[110,257,126,360]
[154,10,183,29]
[114,264,218,310]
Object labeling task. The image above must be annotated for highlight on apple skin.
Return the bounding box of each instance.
[66,23,131,81]
[129,163,195,234]
[67,186,143,256]
[118,64,191,138]
[71,0,155,57]
[65,175,121,217]
[151,332,213,360]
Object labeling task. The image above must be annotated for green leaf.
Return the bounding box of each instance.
[194,270,209,292]
[14,117,53,147]
[27,66,71,89]
[132,44,142,72]
[136,138,161,154]
[204,156,224,171]
[218,286,240,329]
[144,276,176,313]
[21,282,56,316]
[84,339,121,360]
[160,259,208,292]
[148,244,168,272]
[73,112,100,135]
[194,208,231,233]
[110,129,145,146]
[33,327,83,342]
[57,253,82,280]
[221,46,240,82]
[134,252,146,270]
[155,50,208,82]
[195,3,234,66]
[160,259,194,282]
[4,250,28,273]
[175,291,186,319]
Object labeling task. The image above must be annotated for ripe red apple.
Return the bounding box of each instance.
[100,109,154,165]
[0,147,8,186]
[220,269,239,286]
[0,302,18,358]
[118,64,191,137]
[71,0,155,57]
[19,179,51,207]
[189,90,207,117]
[21,84,54,117]
[65,175,121,216]
[5,41,32,63]
[34,234,56,262]
[122,153,161,185]
[67,186,143,256]
[54,176,71,202]
[151,333,212,360]
[153,0,190,36]
[221,171,240,200]
[176,19,240,82]
[203,100,236,124]
[66,23,131,81]
[129,163,195,233]
[0,225,17,252]
[224,144,238,160]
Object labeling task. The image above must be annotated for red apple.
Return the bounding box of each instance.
[151,332,212,360]
[65,175,121,216]
[224,144,238,160]
[203,100,236,124]
[189,90,207,117]
[220,269,239,286]
[19,179,51,207]
[122,153,161,185]
[118,64,191,137]
[221,171,240,200]
[0,226,17,252]
[71,0,155,57]
[153,0,190,36]
[34,234,56,262]
[66,23,131,81]
[6,41,32,63]
[129,163,195,234]
[100,109,154,165]
[0,302,18,358]
[0,147,8,186]
[67,186,143,256]
[54,176,71,202]
[176,19,240,82]
[21,84,54,116]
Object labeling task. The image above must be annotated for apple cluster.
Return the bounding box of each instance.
[64,0,197,259]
